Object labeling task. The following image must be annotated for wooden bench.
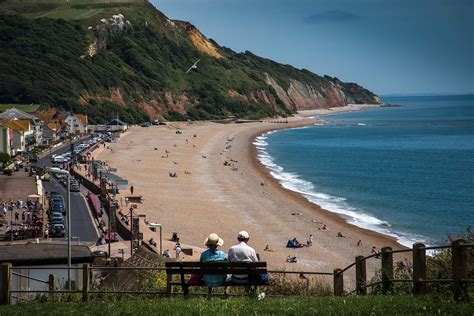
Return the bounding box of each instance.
[165,261,268,299]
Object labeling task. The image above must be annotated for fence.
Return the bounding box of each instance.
[333,238,472,302]
[0,238,471,304]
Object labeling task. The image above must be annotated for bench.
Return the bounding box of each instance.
[165,261,268,299]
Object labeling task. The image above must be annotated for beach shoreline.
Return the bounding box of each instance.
[96,103,407,274]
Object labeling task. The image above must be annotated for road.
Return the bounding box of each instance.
[36,138,99,243]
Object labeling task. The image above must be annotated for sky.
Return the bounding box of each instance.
[152,0,474,95]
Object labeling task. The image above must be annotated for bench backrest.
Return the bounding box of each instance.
[165,261,267,275]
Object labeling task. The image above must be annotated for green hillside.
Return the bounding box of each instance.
[0,0,380,123]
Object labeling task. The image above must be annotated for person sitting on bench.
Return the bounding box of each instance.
[200,233,227,288]
[228,231,258,284]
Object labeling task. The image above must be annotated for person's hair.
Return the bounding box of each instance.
[208,243,218,254]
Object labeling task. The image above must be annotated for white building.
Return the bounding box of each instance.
[0,108,42,154]
[64,114,88,135]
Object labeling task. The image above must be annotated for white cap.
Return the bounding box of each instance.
[238,231,250,239]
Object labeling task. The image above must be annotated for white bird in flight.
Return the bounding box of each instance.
[186,59,200,74]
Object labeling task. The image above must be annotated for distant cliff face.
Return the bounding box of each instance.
[0,1,380,123]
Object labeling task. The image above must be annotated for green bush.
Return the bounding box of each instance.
[0,152,11,166]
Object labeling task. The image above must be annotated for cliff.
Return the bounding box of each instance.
[0,0,380,123]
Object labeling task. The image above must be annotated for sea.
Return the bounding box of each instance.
[254,95,474,246]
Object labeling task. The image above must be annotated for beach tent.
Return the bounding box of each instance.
[286,240,297,248]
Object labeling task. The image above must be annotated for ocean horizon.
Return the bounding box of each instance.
[255,94,474,247]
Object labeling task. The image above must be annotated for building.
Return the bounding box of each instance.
[0,243,95,304]
[0,108,42,153]
[41,122,62,145]
[90,118,128,132]
[64,114,88,135]
[0,117,34,155]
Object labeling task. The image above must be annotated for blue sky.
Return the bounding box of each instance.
[152,0,474,95]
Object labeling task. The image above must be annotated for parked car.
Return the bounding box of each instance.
[50,214,64,225]
[51,224,65,237]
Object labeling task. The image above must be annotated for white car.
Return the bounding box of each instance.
[52,155,66,163]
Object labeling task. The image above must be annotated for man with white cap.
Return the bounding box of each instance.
[228,231,258,284]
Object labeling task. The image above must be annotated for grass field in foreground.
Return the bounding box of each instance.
[0,104,40,113]
[0,296,472,316]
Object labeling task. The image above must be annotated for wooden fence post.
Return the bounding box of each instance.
[82,264,89,302]
[0,263,11,305]
[452,239,469,303]
[355,256,367,295]
[48,274,55,299]
[333,269,344,296]
[166,274,173,297]
[381,247,393,294]
[412,242,426,295]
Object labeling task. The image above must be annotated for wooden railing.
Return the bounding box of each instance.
[0,238,471,304]
[333,238,472,302]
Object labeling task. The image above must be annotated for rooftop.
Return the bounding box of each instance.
[0,108,39,121]
[0,243,95,266]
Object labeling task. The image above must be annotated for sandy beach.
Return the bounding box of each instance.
[96,104,405,276]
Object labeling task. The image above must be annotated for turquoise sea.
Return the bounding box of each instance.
[254,95,474,246]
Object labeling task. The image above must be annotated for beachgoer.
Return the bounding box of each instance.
[200,233,227,288]
[357,240,362,246]
[130,185,134,195]
[164,249,171,258]
[228,231,258,284]
[175,243,182,259]
[371,246,381,259]
[172,232,178,242]
[307,234,314,246]
[337,232,345,238]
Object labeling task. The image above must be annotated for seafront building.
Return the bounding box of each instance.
[0,108,42,155]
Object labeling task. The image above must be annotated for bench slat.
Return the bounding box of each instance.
[166,269,267,275]
[165,261,267,268]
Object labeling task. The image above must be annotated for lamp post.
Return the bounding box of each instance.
[149,222,163,255]
[47,167,72,288]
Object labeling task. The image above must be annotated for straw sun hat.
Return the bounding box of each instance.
[204,233,224,247]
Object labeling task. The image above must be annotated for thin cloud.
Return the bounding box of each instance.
[306,10,362,23]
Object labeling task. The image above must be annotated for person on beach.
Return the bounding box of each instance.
[371,246,381,259]
[228,231,258,284]
[175,243,182,259]
[357,240,362,246]
[200,233,227,287]
[307,234,314,246]
[130,185,134,195]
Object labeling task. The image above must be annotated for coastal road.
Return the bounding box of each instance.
[36,137,99,243]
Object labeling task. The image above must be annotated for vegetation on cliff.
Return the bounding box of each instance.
[0,1,380,123]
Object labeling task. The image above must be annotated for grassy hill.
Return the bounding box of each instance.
[0,0,380,123]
